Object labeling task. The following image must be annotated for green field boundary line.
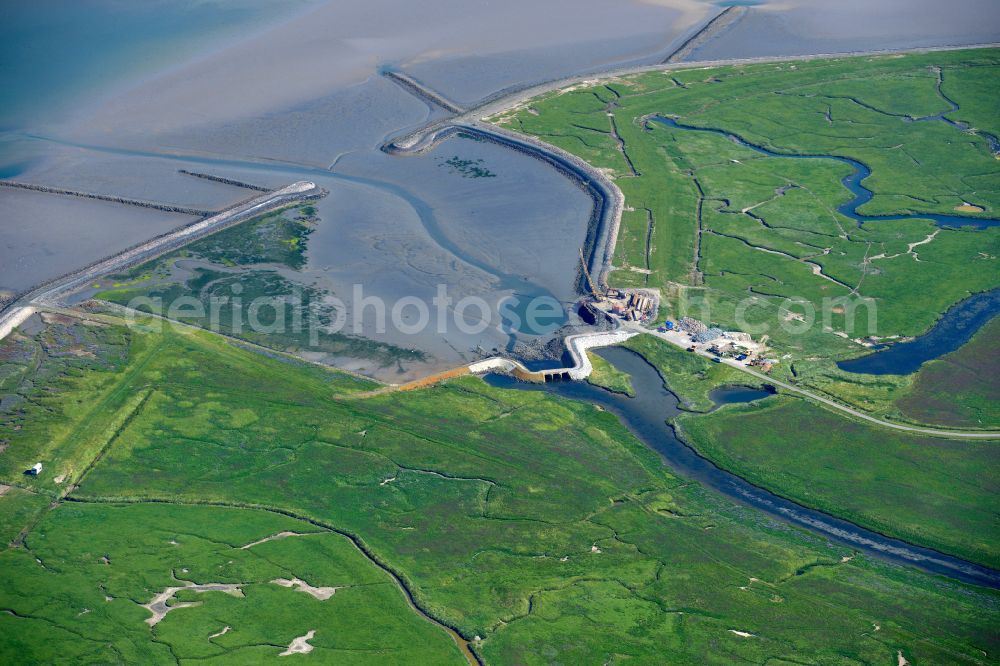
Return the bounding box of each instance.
[62,494,483,666]
[719,347,1000,440]
[9,389,156,548]
[69,388,154,494]
[9,498,59,550]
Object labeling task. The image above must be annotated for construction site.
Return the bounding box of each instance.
[574,248,773,370]
[651,316,774,371]
[576,248,659,324]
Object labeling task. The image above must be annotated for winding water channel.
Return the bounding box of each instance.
[652,116,999,229]
[838,287,1000,374]
[487,346,1000,588]
[651,115,1000,373]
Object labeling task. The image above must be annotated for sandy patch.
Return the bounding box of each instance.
[0,485,9,497]
[898,650,910,666]
[240,531,303,550]
[280,630,316,656]
[906,230,939,257]
[54,474,66,484]
[208,625,231,641]
[955,203,985,213]
[272,578,339,601]
[729,629,756,638]
[143,582,244,626]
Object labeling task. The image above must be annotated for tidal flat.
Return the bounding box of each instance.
[3,0,998,378]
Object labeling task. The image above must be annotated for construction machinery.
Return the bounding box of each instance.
[579,248,604,301]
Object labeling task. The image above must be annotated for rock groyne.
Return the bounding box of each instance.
[0,180,215,217]
[177,169,270,192]
[382,70,465,114]
[662,5,748,64]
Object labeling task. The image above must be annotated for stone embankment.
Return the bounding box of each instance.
[379,42,999,394]
[177,169,270,192]
[0,306,35,343]
[0,180,215,216]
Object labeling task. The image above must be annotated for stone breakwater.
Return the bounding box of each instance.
[0,180,216,216]
[177,169,271,192]
[0,181,322,342]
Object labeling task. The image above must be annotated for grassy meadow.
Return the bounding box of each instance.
[2,50,999,665]
[0,313,998,663]
[0,502,463,664]
[675,395,1000,568]
[895,315,1000,428]
[586,351,635,396]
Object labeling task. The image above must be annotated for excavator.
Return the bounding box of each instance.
[579,248,604,302]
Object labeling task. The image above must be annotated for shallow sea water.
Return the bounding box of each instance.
[2,0,997,379]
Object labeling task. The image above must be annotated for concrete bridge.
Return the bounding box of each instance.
[469,330,639,383]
